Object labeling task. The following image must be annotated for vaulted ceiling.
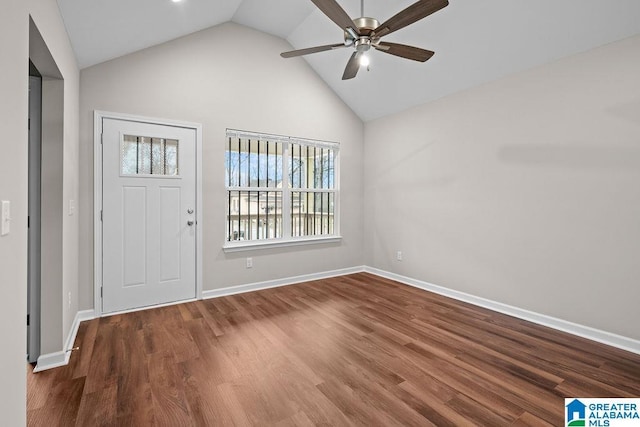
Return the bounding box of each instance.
[57,0,640,120]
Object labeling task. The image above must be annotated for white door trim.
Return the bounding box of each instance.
[93,110,203,317]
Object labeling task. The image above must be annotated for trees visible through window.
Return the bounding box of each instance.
[121,135,178,176]
[225,129,338,247]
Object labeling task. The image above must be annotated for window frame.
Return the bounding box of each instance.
[223,129,341,252]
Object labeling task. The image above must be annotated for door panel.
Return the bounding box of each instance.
[122,186,146,287]
[160,186,181,282]
[102,118,196,313]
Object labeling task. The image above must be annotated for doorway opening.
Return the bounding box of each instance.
[27,61,42,364]
[28,16,65,370]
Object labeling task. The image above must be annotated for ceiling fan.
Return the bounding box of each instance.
[281,0,449,80]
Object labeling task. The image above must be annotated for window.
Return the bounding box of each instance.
[225,129,339,250]
[121,135,178,176]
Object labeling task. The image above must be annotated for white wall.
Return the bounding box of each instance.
[29,0,81,360]
[0,0,79,422]
[39,79,64,353]
[0,1,29,423]
[364,34,640,341]
[79,22,364,309]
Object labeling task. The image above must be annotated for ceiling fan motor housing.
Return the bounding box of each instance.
[355,17,380,32]
[345,17,380,46]
[355,38,371,52]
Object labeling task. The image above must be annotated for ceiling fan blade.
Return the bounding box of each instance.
[311,0,359,36]
[374,0,449,38]
[374,42,434,62]
[281,43,346,58]
[342,51,362,80]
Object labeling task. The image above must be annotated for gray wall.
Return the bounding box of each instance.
[364,34,640,341]
[40,79,64,354]
[29,3,81,359]
[0,2,28,423]
[0,0,79,422]
[79,22,365,309]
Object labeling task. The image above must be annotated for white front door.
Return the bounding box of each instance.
[102,118,197,313]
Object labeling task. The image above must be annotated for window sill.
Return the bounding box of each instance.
[223,236,342,253]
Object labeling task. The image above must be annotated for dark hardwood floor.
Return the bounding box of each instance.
[27,273,640,426]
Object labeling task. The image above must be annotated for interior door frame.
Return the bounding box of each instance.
[28,72,42,363]
[93,110,203,317]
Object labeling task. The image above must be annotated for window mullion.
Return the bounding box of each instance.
[333,150,340,236]
[281,141,291,239]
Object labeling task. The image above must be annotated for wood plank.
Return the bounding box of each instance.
[27,273,640,426]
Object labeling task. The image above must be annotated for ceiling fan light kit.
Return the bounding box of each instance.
[281,0,449,80]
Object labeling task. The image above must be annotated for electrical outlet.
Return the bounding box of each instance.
[396,251,403,261]
[246,257,253,269]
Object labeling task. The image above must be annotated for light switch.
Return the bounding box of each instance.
[69,199,75,216]
[1,200,10,236]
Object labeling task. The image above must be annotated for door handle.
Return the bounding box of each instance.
[187,220,194,226]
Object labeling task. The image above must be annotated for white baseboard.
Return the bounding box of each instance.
[33,351,67,372]
[364,267,640,355]
[34,309,96,372]
[202,266,366,300]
